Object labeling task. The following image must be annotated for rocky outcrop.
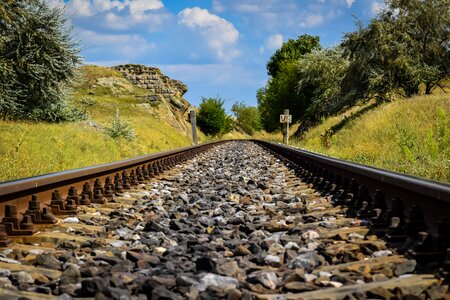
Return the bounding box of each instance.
[113,64,190,114]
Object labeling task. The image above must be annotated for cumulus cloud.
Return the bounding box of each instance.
[210,0,336,32]
[65,0,163,17]
[104,11,170,31]
[178,7,240,61]
[67,0,95,17]
[91,0,127,12]
[128,0,164,15]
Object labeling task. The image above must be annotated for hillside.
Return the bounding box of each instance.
[0,65,204,182]
[288,94,450,183]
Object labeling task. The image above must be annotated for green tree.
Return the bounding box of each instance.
[266,34,321,77]
[258,61,310,132]
[341,0,449,100]
[297,48,350,120]
[197,97,232,137]
[0,0,82,121]
[231,102,261,135]
[258,35,322,132]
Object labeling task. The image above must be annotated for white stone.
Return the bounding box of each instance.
[301,230,320,240]
[371,250,393,258]
[62,217,79,224]
[318,271,332,278]
[322,280,343,288]
[349,233,365,240]
[109,240,126,248]
[304,274,317,282]
[284,242,300,250]
[197,273,238,292]
[264,255,281,264]
[153,247,167,255]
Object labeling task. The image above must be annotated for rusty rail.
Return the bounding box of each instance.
[253,140,450,265]
[1,139,450,265]
[0,141,226,238]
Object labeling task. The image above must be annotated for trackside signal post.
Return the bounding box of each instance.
[280,109,292,145]
[189,108,198,145]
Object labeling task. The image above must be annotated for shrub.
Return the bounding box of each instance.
[197,97,232,137]
[104,108,135,141]
[231,102,261,135]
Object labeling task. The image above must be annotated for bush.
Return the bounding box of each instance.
[104,108,135,141]
[197,97,232,137]
[231,102,261,135]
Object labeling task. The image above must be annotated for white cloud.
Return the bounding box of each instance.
[212,0,225,13]
[104,11,170,31]
[91,0,127,12]
[128,0,164,15]
[178,7,240,61]
[345,0,355,7]
[66,0,163,17]
[300,14,324,28]
[265,34,283,50]
[79,30,155,58]
[371,1,385,14]
[67,0,95,17]
[234,3,261,13]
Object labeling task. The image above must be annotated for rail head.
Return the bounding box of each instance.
[0,141,226,201]
[252,140,450,203]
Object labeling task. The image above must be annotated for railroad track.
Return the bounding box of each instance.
[0,140,449,299]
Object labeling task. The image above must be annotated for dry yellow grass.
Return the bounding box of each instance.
[0,65,205,182]
[290,94,450,182]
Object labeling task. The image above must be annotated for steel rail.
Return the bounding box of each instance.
[253,140,450,200]
[253,140,450,238]
[0,141,226,219]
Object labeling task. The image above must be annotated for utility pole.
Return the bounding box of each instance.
[189,108,198,145]
[280,109,292,145]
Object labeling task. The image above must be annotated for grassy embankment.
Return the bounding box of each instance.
[256,93,449,183]
[0,66,205,181]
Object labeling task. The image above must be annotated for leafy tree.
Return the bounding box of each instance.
[0,0,82,121]
[258,35,322,132]
[387,0,450,94]
[231,102,261,135]
[197,97,232,137]
[267,34,321,77]
[297,48,350,120]
[342,0,449,100]
[258,61,310,132]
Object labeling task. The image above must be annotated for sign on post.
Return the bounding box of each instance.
[280,114,292,124]
[280,109,292,145]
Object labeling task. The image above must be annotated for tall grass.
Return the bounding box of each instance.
[0,65,203,181]
[291,94,449,183]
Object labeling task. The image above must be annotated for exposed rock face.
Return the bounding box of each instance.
[113,64,190,114]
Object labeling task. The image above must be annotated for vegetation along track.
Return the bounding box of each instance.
[0,140,449,299]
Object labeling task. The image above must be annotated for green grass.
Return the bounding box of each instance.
[0,65,205,182]
[289,94,450,183]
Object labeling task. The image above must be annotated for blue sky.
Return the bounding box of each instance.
[47,0,385,111]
